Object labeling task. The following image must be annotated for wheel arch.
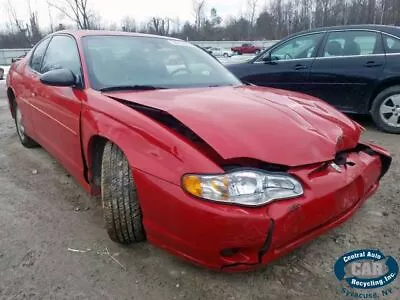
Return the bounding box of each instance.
[85,132,139,195]
[86,134,109,193]
[368,78,400,112]
[81,107,225,193]
[6,87,16,118]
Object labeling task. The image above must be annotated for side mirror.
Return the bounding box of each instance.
[262,53,272,62]
[263,53,279,64]
[40,69,77,87]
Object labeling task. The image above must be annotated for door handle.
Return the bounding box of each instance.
[363,61,383,68]
[294,64,308,70]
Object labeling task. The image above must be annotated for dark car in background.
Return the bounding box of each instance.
[228,25,400,133]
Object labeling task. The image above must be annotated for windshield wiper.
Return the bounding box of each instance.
[99,85,167,92]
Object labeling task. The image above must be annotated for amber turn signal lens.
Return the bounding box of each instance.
[182,175,202,197]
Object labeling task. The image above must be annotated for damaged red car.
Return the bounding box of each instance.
[6,31,391,271]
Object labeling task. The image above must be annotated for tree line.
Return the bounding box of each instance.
[1,0,400,49]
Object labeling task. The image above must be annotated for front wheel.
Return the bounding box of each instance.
[371,86,400,134]
[101,142,146,244]
[14,103,38,148]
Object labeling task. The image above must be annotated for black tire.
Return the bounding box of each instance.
[101,142,145,244]
[14,102,38,148]
[255,50,261,54]
[371,85,400,134]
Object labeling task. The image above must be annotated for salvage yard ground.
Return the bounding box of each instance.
[0,80,399,299]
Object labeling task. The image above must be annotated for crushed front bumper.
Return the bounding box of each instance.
[134,143,391,272]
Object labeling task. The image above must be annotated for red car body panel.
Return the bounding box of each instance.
[103,86,362,167]
[134,145,384,271]
[5,30,391,271]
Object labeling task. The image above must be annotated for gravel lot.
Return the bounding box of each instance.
[0,80,399,300]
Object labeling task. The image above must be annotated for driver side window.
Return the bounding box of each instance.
[269,33,324,61]
[41,35,82,77]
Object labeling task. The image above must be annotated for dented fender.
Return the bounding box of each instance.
[80,91,223,186]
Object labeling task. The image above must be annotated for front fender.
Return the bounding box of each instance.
[81,97,223,185]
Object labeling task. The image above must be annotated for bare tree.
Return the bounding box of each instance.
[47,1,55,32]
[171,17,181,34]
[121,16,137,32]
[193,0,206,31]
[367,0,377,23]
[7,0,24,32]
[50,0,93,29]
[3,0,400,48]
[148,17,170,35]
[26,0,41,43]
[247,0,258,27]
[5,0,42,45]
[380,0,386,24]
[210,8,222,26]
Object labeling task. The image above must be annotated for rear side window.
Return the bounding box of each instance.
[30,38,50,72]
[323,31,382,57]
[41,35,81,76]
[383,35,400,53]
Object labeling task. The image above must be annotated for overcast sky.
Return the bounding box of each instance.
[0,0,268,30]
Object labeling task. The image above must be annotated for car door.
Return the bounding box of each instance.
[309,30,385,113]
[382,33,400,81]
[239,32,325,93]
[30,34,84,180]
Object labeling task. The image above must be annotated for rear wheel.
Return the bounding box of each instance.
[14,103,38,148]
[371,86,400,134]
[101,142,146,244]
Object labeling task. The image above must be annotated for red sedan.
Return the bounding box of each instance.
[6,31,391,271]
[231,43,262,54]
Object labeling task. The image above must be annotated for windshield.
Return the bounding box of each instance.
[82,35,241,90]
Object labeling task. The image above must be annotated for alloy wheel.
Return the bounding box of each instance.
[379,94,400,128]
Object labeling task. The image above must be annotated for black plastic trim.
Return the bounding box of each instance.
[258,219,275,262]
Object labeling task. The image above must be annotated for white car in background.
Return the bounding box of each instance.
[209,47,234,57]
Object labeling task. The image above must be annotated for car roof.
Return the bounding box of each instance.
[52,29,182,41]
[291,24,400,37]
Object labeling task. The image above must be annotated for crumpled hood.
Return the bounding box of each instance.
[103,86,361,167]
